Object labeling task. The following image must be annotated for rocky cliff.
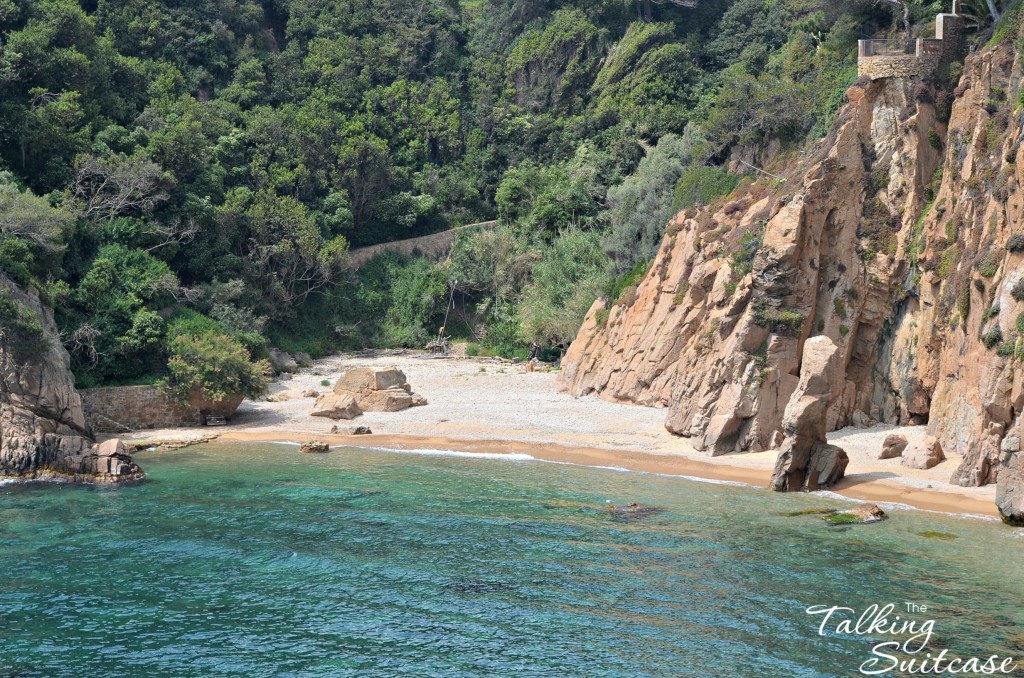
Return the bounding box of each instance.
[0,276,142,483]
[561,39,1024,524]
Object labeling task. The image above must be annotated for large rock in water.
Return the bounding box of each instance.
[0,277,143,482]
[997,431,1024,525]
[770,337,849,491]
[330,367,427,413]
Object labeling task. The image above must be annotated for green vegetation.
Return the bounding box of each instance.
[752,303,804,335]
[0,0,928,381]
[918,530,958,540]
[0,291,48,361]
[158,332,270,407]
[983,325,1004,349]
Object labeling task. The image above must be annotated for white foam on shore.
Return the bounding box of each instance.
[362,446,536,462]
[815,490,1000,522]
[262,441,1002,522]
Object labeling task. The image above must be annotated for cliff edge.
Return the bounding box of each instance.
[0,276,142,483]
[561,39,1024,524]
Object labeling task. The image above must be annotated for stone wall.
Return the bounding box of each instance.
[80,385,202,432]
[858,55,929,80]
[858,7,964,81]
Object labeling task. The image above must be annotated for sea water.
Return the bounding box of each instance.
[1,443,1022,677]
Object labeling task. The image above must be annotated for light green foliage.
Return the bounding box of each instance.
[0,172,71,285]
[0,290,49,361]
[158,332,269,407]
[519,228,608,345]
[604,128,707,274]
[752,303,804,335]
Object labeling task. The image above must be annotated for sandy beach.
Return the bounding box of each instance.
[119,351,1001,519]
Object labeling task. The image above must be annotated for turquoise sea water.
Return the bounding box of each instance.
[1,443,1023,677]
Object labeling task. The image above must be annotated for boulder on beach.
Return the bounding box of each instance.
[901,436,945,470]
[879,434,908,459]
[330,425,373,435]
[311,393,362,420]
[268,348,298,374]
[329,367,427,413]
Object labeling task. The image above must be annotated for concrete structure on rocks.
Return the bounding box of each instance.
[858,1,964,80]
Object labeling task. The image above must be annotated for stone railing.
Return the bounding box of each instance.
[858,39,913,58]
[857,5,964,81]
[80,385,203,433]
[344,220,499,271]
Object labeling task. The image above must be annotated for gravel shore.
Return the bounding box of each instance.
[121,350,998,517]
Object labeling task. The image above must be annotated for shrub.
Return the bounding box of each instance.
[1012,278,1024,302]
[839,324,850,337]
[937,246,959,279]
[673,165,741,212]
[752,303,804,335]
[605,258,650,304]
[975,248,1002,278]
[1008,234,1024,252]
[998,341,1016,357]
[833,297,847,318]
[320,379,330,387]
[983,325,1004,349]
[729,229,763,280]
[957,286,971,320]
[0,292,49,361]
[1017,312,1024,335]
[158,333,269,407]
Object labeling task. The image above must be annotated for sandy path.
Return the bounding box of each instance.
[120,351,999,518]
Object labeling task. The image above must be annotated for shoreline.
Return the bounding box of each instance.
[191,429,1000,520]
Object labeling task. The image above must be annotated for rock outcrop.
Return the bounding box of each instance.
[0,277,143,483]
[770,337,850,491]
[559,32,1024,523]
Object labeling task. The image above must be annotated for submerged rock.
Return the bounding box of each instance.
[300,441,330,454]
[604,502,667,519]
[823,503,887,525]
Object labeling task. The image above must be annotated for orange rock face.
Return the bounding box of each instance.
[561,42,1024,523]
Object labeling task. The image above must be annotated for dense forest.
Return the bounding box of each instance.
[0,0,994,391]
